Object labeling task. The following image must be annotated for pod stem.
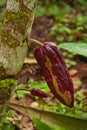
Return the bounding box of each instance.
[30,39,44,46]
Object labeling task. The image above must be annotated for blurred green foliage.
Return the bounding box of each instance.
[36,0,87,43]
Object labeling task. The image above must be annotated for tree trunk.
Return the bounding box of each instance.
[0,0,36,124]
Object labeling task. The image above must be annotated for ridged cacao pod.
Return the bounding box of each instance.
[34,42,74,107]
[31,88,48,98]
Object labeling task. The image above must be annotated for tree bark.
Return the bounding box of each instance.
[0,0,36,123]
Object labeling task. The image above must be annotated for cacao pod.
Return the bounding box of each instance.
[31,88,48,98]
[34,42,74,107]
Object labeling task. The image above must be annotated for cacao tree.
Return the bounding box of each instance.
[0,0,36,124]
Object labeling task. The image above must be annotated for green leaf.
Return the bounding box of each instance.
[32,118,53,130]
[10,103,87,130]
[59,43,87,57]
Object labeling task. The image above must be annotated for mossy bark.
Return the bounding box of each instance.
[0,0,36,123]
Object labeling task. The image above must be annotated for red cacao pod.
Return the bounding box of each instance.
[34,42,74,107]
[31,88,48,98]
